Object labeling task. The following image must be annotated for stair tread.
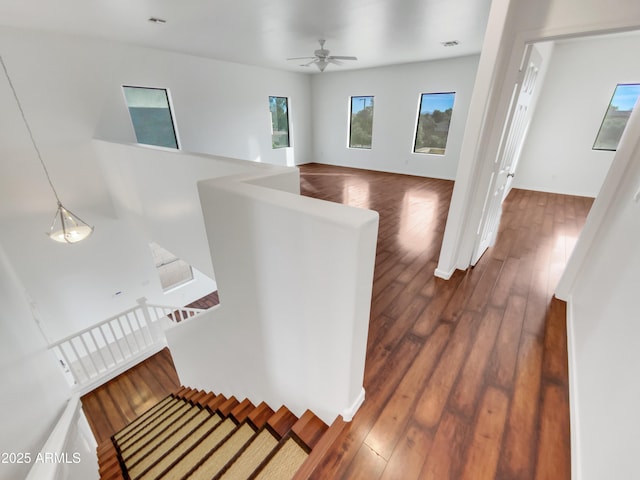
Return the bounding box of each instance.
[198,391,218,407]
[183,388,201,400]
[104,389,332,480]
[190,390,209,404]
[254,437,308,480]
[144,417,236,480]
[218,428,278,480]
[188,423,255,480]
[267,406,298,439]
[218,396,239,417]
[112,396,176,442]
[206,394,228,412]
[291,410,329,450]
[248,402,276,430]
[291,416,347,480]
[230,399,255,423]
[119,401,192,453]
[125,408,210,467]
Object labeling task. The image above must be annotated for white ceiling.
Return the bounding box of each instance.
[0,0,492,72]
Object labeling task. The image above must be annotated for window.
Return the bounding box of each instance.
[149,242,193,292]
[414,92,456,155]
[593,83,640,151]
[349,96,374,149]
[123,86,179,149]
[269,96,290,148]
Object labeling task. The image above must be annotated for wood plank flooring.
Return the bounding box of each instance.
[82,163,593,479]
[298,163,592,480]
[81,348,180,444]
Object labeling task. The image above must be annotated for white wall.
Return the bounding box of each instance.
[95,45,313,167]
[438,0,640,272]
[515,33,640,197]
[311,56,480,179]
[0,245,70,480]
[0,26,313,341]
[436,0,640,477]
[567,105,640,480]
[167,168,379,425]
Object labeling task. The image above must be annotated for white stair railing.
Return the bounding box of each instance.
[49,297,205,392]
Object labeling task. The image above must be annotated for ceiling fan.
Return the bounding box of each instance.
[287,39,357,72]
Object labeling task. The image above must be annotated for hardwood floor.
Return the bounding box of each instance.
[81,348,180,445]
[82,163,593,479]
[298,163,592,480]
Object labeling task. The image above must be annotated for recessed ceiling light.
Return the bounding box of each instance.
[441,40,460,47]
[148,17,167,24]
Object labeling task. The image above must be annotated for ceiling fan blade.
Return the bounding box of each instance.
[286,41,357,71]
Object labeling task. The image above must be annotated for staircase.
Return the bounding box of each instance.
[96,387,339,480]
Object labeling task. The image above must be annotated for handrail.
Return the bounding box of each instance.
[49,301,204,348]
[49,305,140,347]
[25,394,96,480]
[49,297,206,392]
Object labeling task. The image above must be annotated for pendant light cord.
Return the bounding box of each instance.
[0,56,61,205]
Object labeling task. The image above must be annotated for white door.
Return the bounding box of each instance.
[471,44,543,265]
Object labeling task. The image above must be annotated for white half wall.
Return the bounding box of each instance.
[166,167,379,425]
[514,32,640,197]
[310,56,480,179]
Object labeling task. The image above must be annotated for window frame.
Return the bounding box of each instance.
[122,85,180,150]
[413,91,456,156]
[348,96,375,150]
[592,83,640,152]
[269,96,291,149]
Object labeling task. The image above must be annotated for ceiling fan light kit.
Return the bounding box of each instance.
[287,39,357,72]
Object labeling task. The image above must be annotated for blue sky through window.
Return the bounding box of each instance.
[419,92,455,114]
[610,84,640,111]
[351,96,373,114]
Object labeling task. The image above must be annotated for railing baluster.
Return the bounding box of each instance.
[78,334,97,379]
[47,299,206,391]
[99,324,117,367]
[134,308,151,347]
[116,316,133,358]
[68,339,90,384]
[125,313,142,353]
[89,329,109,371]
[107,321,125,362]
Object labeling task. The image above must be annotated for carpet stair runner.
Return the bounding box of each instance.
[96,386,341,480]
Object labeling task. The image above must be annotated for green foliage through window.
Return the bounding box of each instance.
[349,96,374,149]
[593,83,640,151]
[414,92,455,155]
[123,86,179,149]
[269,96,290,148]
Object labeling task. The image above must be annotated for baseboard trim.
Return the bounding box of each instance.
[434,267,455,280]
[566,297,581,480]
[341,388,365,422]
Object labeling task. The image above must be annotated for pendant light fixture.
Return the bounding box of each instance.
[1,56,93,244]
